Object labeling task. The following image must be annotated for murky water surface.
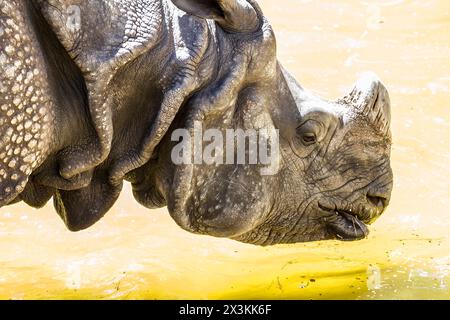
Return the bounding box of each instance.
[0,0,449,299]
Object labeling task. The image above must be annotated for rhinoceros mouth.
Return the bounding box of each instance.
[318,203,370,241]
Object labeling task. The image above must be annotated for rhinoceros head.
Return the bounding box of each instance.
[0,0,393,245]
[131,0,394,245]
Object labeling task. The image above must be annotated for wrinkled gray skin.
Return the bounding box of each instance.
[0,0,393,245]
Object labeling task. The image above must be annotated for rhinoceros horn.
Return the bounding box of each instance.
[340,73,392,137]
[171,0,261,33]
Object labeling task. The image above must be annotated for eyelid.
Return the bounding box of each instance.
[297,119,324,141]
[298,118,321,127]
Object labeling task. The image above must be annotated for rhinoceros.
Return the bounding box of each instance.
[0,0,393,245]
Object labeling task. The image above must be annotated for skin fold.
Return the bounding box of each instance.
[0,0,393,245]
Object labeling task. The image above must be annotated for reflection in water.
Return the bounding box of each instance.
[0,0,449,299]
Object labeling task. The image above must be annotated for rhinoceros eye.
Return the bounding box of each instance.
[301,132,317,146]
[296,120,322,147]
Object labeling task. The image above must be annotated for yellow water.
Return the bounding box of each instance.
[0,0,449,300]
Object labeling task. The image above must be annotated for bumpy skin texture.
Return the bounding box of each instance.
[0,0,56,206]
[0,0,393,245]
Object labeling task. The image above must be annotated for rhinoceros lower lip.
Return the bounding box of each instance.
[318,204,369,241]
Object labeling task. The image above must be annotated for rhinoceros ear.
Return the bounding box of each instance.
[171,0,261,33]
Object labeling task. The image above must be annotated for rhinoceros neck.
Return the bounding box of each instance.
[1,0,224,211]
[27,1,93,149]
[108,0,223,183]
